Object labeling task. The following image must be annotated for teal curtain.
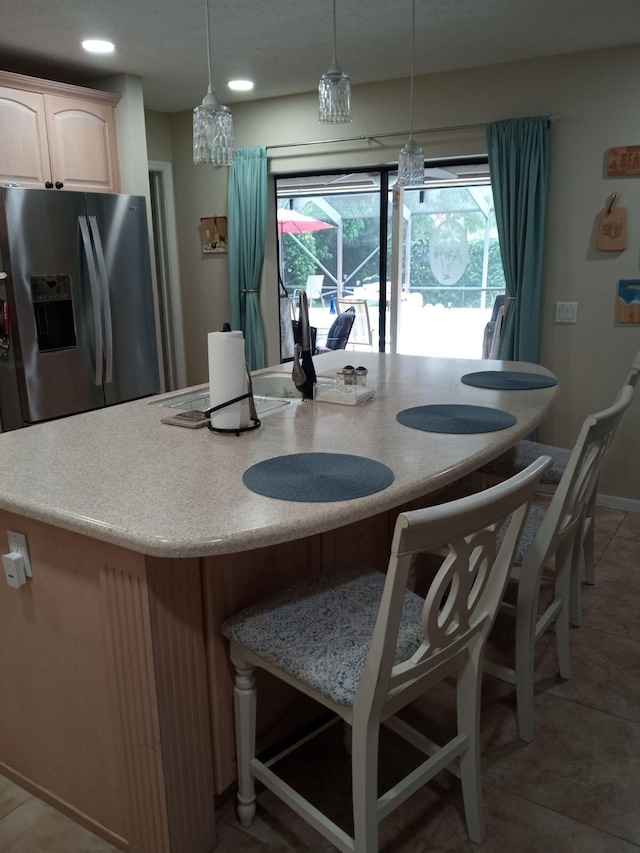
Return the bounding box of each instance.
[228,147,267,370]
[487,117,549,364]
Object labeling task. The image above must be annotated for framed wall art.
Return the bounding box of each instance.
[201,216,228,253]
[616,280,640,324]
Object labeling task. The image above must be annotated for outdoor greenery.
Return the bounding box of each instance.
[279,186,506,309]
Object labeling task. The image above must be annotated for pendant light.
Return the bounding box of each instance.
[193,0,234,165]
[397,0,424,186]
[319,0,352,124]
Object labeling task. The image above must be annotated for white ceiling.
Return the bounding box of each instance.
[2,0,640,113]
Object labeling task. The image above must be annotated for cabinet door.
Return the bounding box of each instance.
[44,95,120,193]
[0,87,52,188]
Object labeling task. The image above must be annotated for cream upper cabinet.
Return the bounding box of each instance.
[44,95,119,193]
[0,71,121,193]
[0,86,51,188]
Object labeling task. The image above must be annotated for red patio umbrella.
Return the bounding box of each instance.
[277,209,334,233]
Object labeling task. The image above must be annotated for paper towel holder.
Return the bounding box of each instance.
[204,364,261,436]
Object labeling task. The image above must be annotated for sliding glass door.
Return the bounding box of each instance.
[388,180,505,357]
[276,160,504,358]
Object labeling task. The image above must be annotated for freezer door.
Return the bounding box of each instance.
[85,193,160,405]
[0,187,106,424]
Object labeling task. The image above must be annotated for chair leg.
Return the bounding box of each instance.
[569,515,586,627]
[351,716,379,853]
[515,575,538,743]
[583,514,595,586]
[457,646,485,845]
[343,720,352,755]
[555,544,573,678]
[234,665,257,828]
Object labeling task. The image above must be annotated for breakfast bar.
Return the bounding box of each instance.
[0,352,557,853]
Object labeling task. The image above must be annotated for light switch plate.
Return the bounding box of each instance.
[555,302,578,323]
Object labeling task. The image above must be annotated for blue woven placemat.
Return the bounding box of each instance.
[243,452,395,502]
[396,404,516,434]
[461,370,557,390]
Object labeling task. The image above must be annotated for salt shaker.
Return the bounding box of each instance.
[342,365,355,385]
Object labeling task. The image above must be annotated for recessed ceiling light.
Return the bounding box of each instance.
[82,39,115,54]
[228,80,254,92]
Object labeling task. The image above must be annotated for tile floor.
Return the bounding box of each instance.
[1,506,638,852]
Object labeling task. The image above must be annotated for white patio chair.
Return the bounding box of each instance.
[483,384,635,743]
[305,274,325,307]
[479,349,639,625]
[222,458,550,852]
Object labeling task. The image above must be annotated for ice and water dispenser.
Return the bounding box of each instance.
[31,275,77,353]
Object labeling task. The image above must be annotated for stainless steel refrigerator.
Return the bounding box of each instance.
[0,187,160,431]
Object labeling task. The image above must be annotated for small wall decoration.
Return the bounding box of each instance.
[595,193,627,251]
[201,216,228,253]
[616,280,640,324]
[607,146,640,177]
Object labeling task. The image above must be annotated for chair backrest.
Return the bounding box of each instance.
[353,457,551,716]
[622,349,640,389]
[525,384,634,573]
[490,294,506,323]
[489,304,506,359]
[305,275,324,300]
[336,298,373,348]
[324,307,356,350]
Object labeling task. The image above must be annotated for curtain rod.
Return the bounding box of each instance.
[265,115,557,152]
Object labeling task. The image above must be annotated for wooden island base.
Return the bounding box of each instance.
[0,498,421,852]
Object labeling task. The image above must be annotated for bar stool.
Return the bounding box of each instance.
[222,458,550,853]
[483,385,635,742]
[479,350,639,625]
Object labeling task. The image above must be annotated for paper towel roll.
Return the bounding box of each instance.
[208,331,250,430]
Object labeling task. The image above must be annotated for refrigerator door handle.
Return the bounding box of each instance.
[79,215,103,387]
[88,216,114,385]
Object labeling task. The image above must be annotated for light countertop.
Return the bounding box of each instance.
[0,352,557,558]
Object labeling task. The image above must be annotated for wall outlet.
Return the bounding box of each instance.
[7,531,32,578]
[555,302,578,323]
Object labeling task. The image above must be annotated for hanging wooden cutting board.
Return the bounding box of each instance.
[596,202,627,251]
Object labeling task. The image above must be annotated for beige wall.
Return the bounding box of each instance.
[148,45,640,501]
[145,110,173,163]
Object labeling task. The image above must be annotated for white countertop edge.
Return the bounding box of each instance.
[0,354,558,559]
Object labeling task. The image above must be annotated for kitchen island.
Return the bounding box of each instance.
[0,352,557,853]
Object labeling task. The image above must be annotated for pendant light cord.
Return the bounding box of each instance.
[205,0,213,90]
[409,0,416,138]
[332,0,338,67]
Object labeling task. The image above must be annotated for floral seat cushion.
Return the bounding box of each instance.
[482,439,570,486]
[222,567,424,706]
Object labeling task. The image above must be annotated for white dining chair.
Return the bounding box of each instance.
[336,297,374,350]
[222,458,550,852]
[483,384,635,743]
[479,349,639,625]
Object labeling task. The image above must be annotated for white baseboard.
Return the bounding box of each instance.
[596,494,640,513]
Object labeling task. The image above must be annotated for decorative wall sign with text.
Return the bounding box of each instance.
[607,146,640,177]
[595,194,627,251]
[616,280,640,324]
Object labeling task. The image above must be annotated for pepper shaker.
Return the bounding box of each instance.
[355,366,368,386]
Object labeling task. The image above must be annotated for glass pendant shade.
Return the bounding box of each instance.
[193,0,234,166]
[319,0,352,123]
[319,66,352,123]
[397,137,424,186]
[193,86,235,165]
